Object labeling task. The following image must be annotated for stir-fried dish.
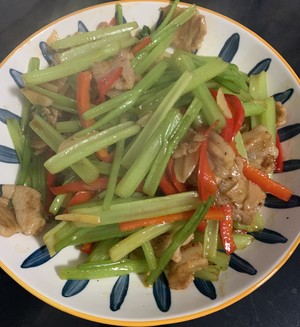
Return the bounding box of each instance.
[0,1,293,289]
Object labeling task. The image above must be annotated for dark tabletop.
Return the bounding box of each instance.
[0,1,299,327]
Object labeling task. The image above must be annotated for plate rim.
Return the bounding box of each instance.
[0,1,299,326]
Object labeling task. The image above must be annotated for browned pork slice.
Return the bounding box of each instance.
[242,125,278,175]
[276,101,287,127]
[167,242,208,290]
[0,206,21,237]
[1,185,46,236]
[160,5,207,53]
[92,49,137,92]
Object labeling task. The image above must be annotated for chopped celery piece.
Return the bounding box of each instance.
[233,233,254,250]
[233,210,264,232]
[208,251,230,271]
[195,266,220,282]
[203,220,219,259]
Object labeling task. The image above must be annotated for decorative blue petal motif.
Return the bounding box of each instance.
[62,280,89,297]
[0,108,20,124]
[282,159,300,172]
[248,58,271,75]
[248,228,287,244]
[218,33,239,62]
[110,275,129,311]
[78,20,88,32]
[229,253,257,275]
[9,69,24,88]
[153,273,171,312]
[21,245,52,268]
[39,41,56,65]
[273,88,294,104]
[193,278,216,300]
[265,194,300,208]
[0,145,19,163]
[278,123,300,142]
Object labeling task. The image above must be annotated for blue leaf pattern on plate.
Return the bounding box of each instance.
[78,20,88,32]
[229,253,257,275]
[9,68,24,88]
[248,228,287,244]
[218,33,239,62]
[110,275,129,311]
[62,280,89,297]
[281,159,300,172]
[265,194,300,208]
[0,108,20,124]
[273,88,294,104]
[193,278,217,300]
[21,245,52,268]
[39,41,56,65]
[278,123,300,142]
[248,58,271,75]
[153,273,171,312]
[0,145,19,163]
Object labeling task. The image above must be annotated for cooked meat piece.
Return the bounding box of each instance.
[0,206,21,237]
[276,101,287,127]
[2,185,46,236]
[167,242,207,290]
[242,125,278,174]
[171,233,194,263]
[93,49,137,92]
[161,6,207,52]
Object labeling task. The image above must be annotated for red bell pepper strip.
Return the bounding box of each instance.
[274,131,284,173]
[198,138,217,201]
[159,172,178,195]
[77,71,95,128]
[225,94,245,139]
[97,66,123,104]
[243,162,292,201]
[166,158,187,193]
[197,220,207,232]
[81,242,93,254]
[219,204,237,254]
[131,36,151,56]
[50,177,109,195]
[67,190,95,207]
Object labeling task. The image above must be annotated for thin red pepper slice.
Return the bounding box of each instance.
[81,242,93,254]
[219,204,237,254]
[97,66,123,103]
[198,139,217,201]
[166,158,187,193]
[67,190,95,207]
[274,131,284,173]
[159,172,178,195]
[50,177,109,195]
[225,94,245,139]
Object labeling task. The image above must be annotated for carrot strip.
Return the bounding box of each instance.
[50,177,109,195]
[274,132,284,173]
[81,242,93,254]
[67,190,95,207]
[159,172,178,195]
[131,36,151,55]
[243,162,292,201]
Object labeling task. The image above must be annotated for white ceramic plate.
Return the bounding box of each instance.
[0,1,299,326]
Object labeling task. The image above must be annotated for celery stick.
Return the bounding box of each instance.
[6,118,24,161]
[15,132,32,186]
[102,138,125,210]
[174,54,226,129]
[249,71,268,100]
[67,191,201,225]
[142,241,157,270]
[59,259,148,280]
[30,115,99,183]
[208,251,230,271]
[195,266,220,282]
[155,0,179,32]
[115,3,124,25]
[110,222,177,261]
[44,122,140,174]
[146,197,213,286]
[43,221,70,256]
[233,210,264,232]
[23,38,136,86]
[52,21,138,50]
[87,238,121,262]
[29,85,77,109]
[133,34,173,75]
[82,60,168,122]
[233,233,254,250]
[143,97,202,196]
[260,96,277,142]
[203,220,219,259]
[56,120,81,134]
[122,71,193,169]
[115,110,181,198]
[243,100,265,117]
[57,32,132,63]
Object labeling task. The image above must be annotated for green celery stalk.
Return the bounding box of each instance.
[142,241,157,270]
[195,266,220,282]
[44,122,140,174]
[52,21,138,50]
[87,238,121,262]
[56,120,81,134]
[203,219,219,259]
